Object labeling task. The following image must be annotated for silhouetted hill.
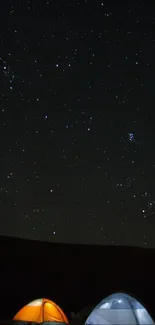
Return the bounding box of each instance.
[0,235,155,321]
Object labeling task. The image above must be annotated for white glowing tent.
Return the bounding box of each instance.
[85,293,154,325]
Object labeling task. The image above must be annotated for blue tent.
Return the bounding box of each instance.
[85,292,154,324]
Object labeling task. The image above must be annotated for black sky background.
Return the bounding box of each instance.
[0,0,155,247]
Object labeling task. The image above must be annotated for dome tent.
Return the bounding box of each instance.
[13,298,68,325]
[85,292,154,325]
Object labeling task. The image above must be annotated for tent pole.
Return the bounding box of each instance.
[43,301,44,322]
[126,297,139,324]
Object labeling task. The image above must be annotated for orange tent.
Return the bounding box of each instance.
[13,298,69,324]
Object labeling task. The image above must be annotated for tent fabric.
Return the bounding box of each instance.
[85,293,154,325]
[13,298,68,324]
[41,322,68,325]
[12,320,66,325]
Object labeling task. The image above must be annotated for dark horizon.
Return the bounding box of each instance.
[0,235,155,321]
[0,233,153,251]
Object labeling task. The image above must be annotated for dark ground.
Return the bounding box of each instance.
[0,236,155,323]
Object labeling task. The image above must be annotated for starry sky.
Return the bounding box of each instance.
[0,0,155,248]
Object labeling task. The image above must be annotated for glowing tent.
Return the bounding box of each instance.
[85,292,154,325]
[13,298,69,325]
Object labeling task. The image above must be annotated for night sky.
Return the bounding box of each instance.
[0,0,155,247]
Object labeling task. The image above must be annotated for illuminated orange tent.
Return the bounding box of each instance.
[13,298,69,324]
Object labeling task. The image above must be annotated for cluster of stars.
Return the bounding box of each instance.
[0,56,15,90]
